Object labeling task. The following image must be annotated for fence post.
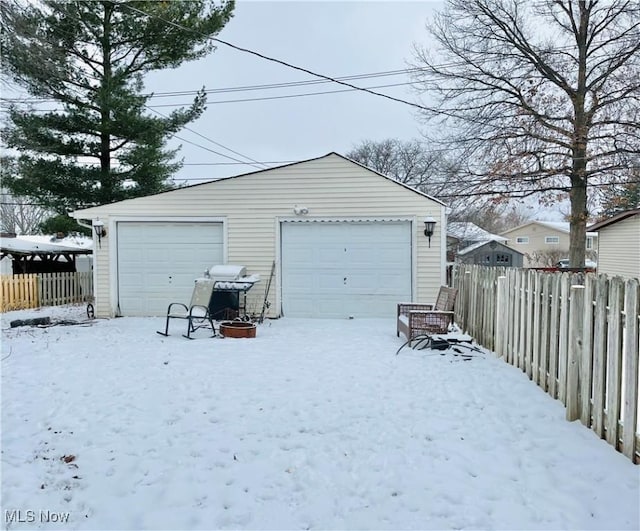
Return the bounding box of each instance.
[621,278,639,461]
[566,285,585,422]
[592,275,609,438]
[580,275,595,426]
[605,277,624,448]
[495,275,506,357]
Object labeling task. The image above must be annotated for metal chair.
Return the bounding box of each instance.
[157,279,216,339]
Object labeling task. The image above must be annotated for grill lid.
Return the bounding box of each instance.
[208,264,246,280]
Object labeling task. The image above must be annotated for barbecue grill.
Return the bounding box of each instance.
[206,265,260,320]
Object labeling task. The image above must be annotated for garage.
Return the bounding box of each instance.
[281,221,412,318]
[116,221,224,316]
[72,153,445,319]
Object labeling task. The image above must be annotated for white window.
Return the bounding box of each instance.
[515,236,529,244]
[545,236,560,244]
[586,237,593,250]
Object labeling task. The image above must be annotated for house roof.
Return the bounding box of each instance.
[71,152,446,218]
[458,239,523,256]
[587,208,640,232]
[500,220,597,238]
[0,235,92,258]
[447,222,507,242]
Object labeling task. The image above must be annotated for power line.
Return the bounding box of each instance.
[183,160,295,166]
[145,106,267,169]
[122,2,640,115]
[145,82,413,108]
[0,68,421,104]
[122,3,429,112]
[1,80,415,112]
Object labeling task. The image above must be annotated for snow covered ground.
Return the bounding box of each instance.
[1,305,639,530]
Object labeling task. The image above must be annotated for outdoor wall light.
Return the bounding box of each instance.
[424,216,436,247]
[93,219,107,248]
[293,205,309,215]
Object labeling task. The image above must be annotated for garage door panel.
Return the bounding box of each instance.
[281,221,412,318]
[117,222,223,316]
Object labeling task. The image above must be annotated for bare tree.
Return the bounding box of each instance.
[411,0,640,267]
[1,190,50,234]
[347,138,503,217]
[454,201,534,234]
[348,139,440,189]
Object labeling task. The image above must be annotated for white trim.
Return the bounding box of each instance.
[108,216,227,317]
[440,208,447,286]
[280,216,414,223]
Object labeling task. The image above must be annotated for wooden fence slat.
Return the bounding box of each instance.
[495,275,506,357]
[524,270,534,378]
[532,272,542,385]
[558,274,571,405]
[548,274,561,400]
[539,274,551,392]
[580,275,595,426]
[567,285,585,421]
[592,275,609,438]
[621,279,639,461]
[605,277,624,448]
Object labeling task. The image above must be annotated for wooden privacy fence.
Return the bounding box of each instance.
[0,272,93,312]
[454,264,640,464]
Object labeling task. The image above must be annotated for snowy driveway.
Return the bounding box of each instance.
[1,305,639,530]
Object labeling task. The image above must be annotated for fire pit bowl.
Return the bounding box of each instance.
[219,321,256,339]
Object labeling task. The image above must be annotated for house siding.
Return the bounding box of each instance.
[74,155,445,317]
[501,223,570,267]
[596,214,640,279]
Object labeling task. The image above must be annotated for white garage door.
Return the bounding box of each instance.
[117,222,224,316]
[281,221,412,318]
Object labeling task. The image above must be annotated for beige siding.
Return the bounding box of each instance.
[74,155,445,317]
[596,214,640,279]
[502,223,570,267]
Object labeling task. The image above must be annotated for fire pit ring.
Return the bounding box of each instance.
[219,321,256,338]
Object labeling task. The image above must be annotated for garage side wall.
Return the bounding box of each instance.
[78,155,445,317]
[596,215,640,279]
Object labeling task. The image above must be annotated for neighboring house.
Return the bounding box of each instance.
[0,233,93,274]
[587,209,640,279]
[500,221,598,268]
[70,152,447,319]
[447,222,507,262]
[457,240,524,268]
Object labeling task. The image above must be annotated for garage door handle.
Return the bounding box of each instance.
[344,277,347,284]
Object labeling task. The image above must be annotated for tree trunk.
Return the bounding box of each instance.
[99,1,113,204]
[569,177,587,268]
[568,1,590,269]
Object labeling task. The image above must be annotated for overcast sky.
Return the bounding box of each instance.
[145,1,442,183]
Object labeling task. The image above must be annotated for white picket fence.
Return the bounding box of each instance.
[0,272,93,312]
[454,265,640,464]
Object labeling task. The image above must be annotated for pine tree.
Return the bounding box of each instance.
[1,0,234,212]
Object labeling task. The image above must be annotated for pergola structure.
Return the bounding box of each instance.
[0,238,92,274]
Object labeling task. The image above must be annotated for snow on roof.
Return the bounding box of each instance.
[457,239,520,256]
[535,220,571,233]
[501,220,598,238]
[447,222,507,242]
[1,234,92,254]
